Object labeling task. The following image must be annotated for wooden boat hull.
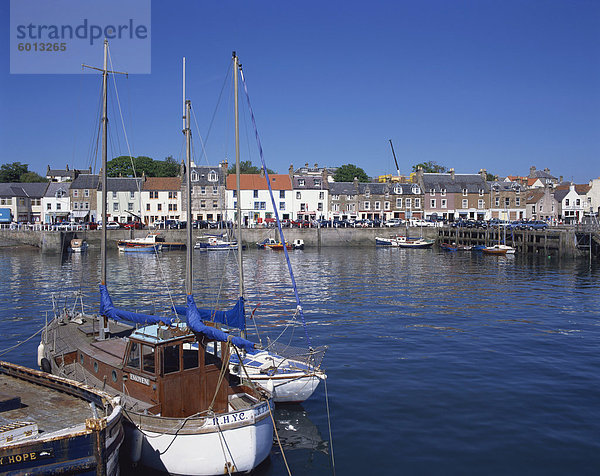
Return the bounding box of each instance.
[117,242,162,253]
[0,361,123,476]
[125,400,273,475]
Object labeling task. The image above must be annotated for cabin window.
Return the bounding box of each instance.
[112,370,118,382]
[126,342,140,369]
[163,344,181,374]
[183,346,199,370]
[142,345,156,374]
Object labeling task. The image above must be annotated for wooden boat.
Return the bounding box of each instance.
[117,233,184,252]
[375,235,420,247]
[69,238,88,252]
[0,360,123,475]
[257,238,292,250]
[440,242,472,252]
[40,43,273,475]
[482,244,516,255]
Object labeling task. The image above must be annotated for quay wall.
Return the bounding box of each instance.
[0,227,589,259]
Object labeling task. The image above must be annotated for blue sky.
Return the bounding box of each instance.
[1,0,599,183]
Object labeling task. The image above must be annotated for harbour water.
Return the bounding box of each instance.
[0,245,598,475]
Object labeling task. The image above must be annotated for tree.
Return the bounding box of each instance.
[227,160,275,175]
[107,155,180,177]
[20,171,47,182]
[486,172,497,181]
[333,164,370,182]
[412,161,447,173]
[0,162,29,182]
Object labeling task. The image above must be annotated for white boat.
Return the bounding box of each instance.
[483,244,516,255]
[69,238,88,252]
[117,232,185,252]
[194,233,239,251]
[39,43,273,475]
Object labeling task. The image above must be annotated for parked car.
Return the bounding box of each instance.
[385,219,403,227]
[83,222,98,230]
[524,220,548,230]
[98,221,121,229]
[123,221,144,229]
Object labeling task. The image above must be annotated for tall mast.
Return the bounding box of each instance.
[389,139,400,178]
[184,101,193,295]
[233,52,245,337]
[101,40,108,286]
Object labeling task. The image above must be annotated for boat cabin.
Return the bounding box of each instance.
[77,323,233,418]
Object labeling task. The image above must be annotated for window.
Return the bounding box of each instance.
[364,202,371,210]
[200,200,206,209]
[200,186,206,195]
[253,190,259,198]
[47,203,51,210]
[333,203,340,212]
[396,198,402,208]
[462,188,468,196]
[405,198,412,209]
[254,201,260,209]
[365,189,370,198]
[318,202,323,211]
[73,190,79,198]
[347,203,356,212]
[430,189,435,196]
[212,186,218,195]
[462,199,468,208]
[576,199,581,206]
[128,202,133,211]
[191,171,198,182]
[260,202,266,210]
[169,191,177,199]
[565,199,570,206]
[150,191,158,199]
[300,203,306,212]
[212,200,218,208]
[314,179,321,187]
[430,199,436,208]
[112,191,117,199]
[157,203,162,211]
[504,197,510,207]
[374,201,381,210]
[479,189,484,196]
[394,185,402,194]
[515,198,521,206]
[232,190,237,198]
[146,203,150,211]
[130,191,135,199]
[126,342,140,369]
[478,199,484,209]
[495,197,500,207]
[113,202,118,212]
[441,199,447,209]
[279,202,285,210]
[163,345,180,374]
[332,194,339,200]
[384,201,391,211]
[411,185,421,194]
[414,198,421,208]
[73,202,78,209]
[347,194,355,200]
[84,202,89,210]
[440,189,446,196]
[296,192,301,199]
[56,203,61,210]
[142,345,155,374]
[84,189,90,197]
[208,170,218,182]
[279,190,285,199]
[319,191,325,200]
[298,179,305,186]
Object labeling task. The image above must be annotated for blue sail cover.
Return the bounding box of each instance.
[185,295,255,351]
[173,297,246,330]
[100,284,177,326]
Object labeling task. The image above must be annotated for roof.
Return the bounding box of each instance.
[328,182,358,195]
[531,169,557,180]
[143,177,181,191]
[226,174,292,190]
[45,182,71,197]
[489,180,525,192]
[0,182,49,198]
[421,173,488,193]
[525,189,546,204]
[554,183,591,194]
[293,176,328,189]
[70,174,99,189]
[97,177,143,192]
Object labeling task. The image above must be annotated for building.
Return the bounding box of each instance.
[525,186,559,222]
[292,173,328,221]
[46,165,92,183]
[489,180,526,221]
[554,183,591,224]
[186,163,227,222]
[70,174,99,222]
[586,177,600,216]
[97,177,143,224]
[43,182,71,224]
[528,166,559,187]
[141,176,182,226]
[226,173,293,226]
[418,169,489,221]
[0,183,48,223]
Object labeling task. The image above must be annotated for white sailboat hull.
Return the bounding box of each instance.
[127,402,273,475]
[248,372,324,403]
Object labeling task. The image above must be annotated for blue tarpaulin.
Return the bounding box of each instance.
[100,284,177,326]
[173,297,246,330]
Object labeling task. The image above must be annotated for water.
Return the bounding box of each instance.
[0,245,598,475]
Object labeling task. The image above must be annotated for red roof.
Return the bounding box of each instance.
[226,174,292,190]
[143,177,181,191]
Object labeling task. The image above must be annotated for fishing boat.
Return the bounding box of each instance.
[117,232,184,252]
[194,233,239,251]
[0,360,123,475]
[39,42,273,475]
[69,238,88,252]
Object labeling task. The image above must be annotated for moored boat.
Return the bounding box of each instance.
[69,238,88,252]
[117,232,184,252]
[194,233,239,251]
[482,244,516,255]
[0,360,123,475]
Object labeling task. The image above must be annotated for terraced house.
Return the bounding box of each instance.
[292,172,328,221]
[418,169,489,221]
[69,174,99,223]
[96,177,143,224]
[186,163,228,222]
[488,180,526,221]
[142,176,182,226]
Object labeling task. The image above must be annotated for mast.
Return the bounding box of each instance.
[233,52,246,338]
[389,139,400,178]
[184,57,193,295]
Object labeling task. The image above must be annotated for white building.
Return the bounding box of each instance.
[141,176,182,226]
[43,182,71,224]
[554,183,591,224]
[292,175,328,221]
[97,177,143,224]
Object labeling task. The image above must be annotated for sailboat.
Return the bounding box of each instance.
[39,42,273,475]
[190,53,327,403]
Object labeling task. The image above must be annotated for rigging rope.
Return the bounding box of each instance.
[238,68,311,348]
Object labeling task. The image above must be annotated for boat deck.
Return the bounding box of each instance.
[0,373,95,437]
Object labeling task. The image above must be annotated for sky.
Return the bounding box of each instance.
[1,0,599,183]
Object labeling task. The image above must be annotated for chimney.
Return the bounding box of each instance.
[305,163,309,168]
[260,167,265,177]
[353,177,359,189]
[479,168,487,180]
[450,168,455,180]
[322,167,328,183]
[47,165,50,174]
[543,168,550,174]
[289,164,294,179]
[529,166,536,177]
[314,163,318,169]
[66,164,69,171]
[559,175,563,184]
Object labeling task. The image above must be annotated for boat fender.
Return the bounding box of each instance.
[37,342,45,367]
[40,357,52,374]
[265,379,274,394]
[129,428,143,465]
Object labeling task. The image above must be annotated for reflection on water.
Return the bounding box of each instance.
[0,246,599,475]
